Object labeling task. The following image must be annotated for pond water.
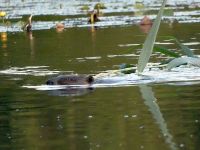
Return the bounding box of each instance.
[0,0,200,150]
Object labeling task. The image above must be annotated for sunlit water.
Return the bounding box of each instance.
[0,0,200,150]
[0,0,200,32]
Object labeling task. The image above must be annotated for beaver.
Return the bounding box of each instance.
[46,75,94,85]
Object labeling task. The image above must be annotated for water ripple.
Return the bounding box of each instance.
[0,1,199,32]
[0,66,68,76]
[22,65,200,92]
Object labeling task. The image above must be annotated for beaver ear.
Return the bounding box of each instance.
[46,80,54,85]
[86,75,94,84]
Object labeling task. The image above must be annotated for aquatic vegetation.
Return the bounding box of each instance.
[14,20,26,28]
[167,57,200,70]
[0,11,6,23]
[0,9,199,32]
[135,0,200,74]
[121,35,199,72]
[80,5,90,11]
[173,37,195,57]
[0,11,6,24]
[119,63,136,74]
[0,0,199,78]
[0,11,12,30]
[94,3,106,10]
[153,46,180,58]
[153,36,197,59]
[0,2,200,150]
[161,36,200,70]
[137,0,167,73]
[134,1,145,10]
[105,0,199,77]
[0,11,6,17]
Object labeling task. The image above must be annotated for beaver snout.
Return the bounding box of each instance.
[86,75,94,84]
[46,80,54,85]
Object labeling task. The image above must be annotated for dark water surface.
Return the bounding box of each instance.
[0,1,200,150]
[1,23,200,150]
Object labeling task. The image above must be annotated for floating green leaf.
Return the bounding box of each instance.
[167,57,200,70]
[137,0,167,73]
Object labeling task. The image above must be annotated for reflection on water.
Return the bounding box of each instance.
[139,85,177,150]
[0,1,200,149]
[47,87,94,96]
[0,66,64,76]
[26,31,35,61]
[1,32,7,49]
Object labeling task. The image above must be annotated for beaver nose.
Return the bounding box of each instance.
[46,80,54,85]
[86,75,94,84]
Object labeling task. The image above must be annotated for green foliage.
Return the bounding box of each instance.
[121,43,180,61]
[153,46,180,58]
[4,21,11,26]
[121,69,136,74]
[175,38,195,57]
[120,64,136,74]
[163,9,174,16]
[14,20,26,29]
[134,0,197,73]
[0,21,11,27]
[137,0,167,73]
[164,36,200,69]
[164,36,195,57]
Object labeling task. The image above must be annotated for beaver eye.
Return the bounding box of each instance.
[46,80,54,85]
